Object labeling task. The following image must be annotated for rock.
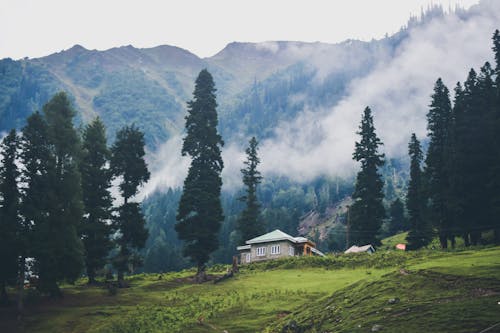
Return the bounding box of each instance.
[282,320,297,333]
[388,297,400,304]
[371,324,383,331]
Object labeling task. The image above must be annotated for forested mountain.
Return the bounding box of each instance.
[1,1,499,272]
[0,13,412,147]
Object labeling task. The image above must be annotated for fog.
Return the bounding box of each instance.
[142,1,500,196]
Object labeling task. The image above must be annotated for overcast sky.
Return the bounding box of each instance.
[0,0,479,60]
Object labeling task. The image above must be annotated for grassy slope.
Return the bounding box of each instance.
[1,247,499,333]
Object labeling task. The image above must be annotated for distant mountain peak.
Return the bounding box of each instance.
[68,43,86,49]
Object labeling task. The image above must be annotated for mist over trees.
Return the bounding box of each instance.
[0,26,500,311]
[143,29,500,271]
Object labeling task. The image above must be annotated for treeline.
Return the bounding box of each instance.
[349,30,500,250]
[405,29,500,249]
[142,175,356,272]
[0,92,150,308]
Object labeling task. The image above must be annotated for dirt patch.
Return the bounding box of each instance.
[85,311,111,317]
[174,274,223,284]
[277,310,292,319]
[471,288,500,297]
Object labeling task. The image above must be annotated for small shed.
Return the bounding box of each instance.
[344,244,376,254]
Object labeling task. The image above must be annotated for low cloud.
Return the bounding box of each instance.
[141,135,190,197]
[255,41,280,54]
[259,1,499,182]
[144,1,500,194]
[141,134,246,197]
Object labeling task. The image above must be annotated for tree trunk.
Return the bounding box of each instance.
[195,264,207,283]
[0,281,8,306]
[439,234,448,249]
[232,256,239,273]
[117,270,125,287]
[87,267,96,285]
[462,233,470,247]
[470,231,480,246]
[17,256,25,317]
[449,236,456,249]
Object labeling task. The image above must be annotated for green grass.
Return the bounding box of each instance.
[380,232,408,250]
[1,246,499,333]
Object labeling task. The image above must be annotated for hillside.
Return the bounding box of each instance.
[1,246,499,333]
[2,1,498,152]
[0,37,387,148]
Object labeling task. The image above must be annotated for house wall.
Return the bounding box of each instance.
[248,240,295,263]
[239,250,251,264]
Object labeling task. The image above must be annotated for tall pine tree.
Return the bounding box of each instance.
[20,112,51,309]
[80,117,113,284]
[447,82,469,245]
[475,63,497,242]
[33,92,84,296]
[349,107,385,247]
[425,78,453,248]
[236,137,264,243]
[176,69,224,281]
[457,68,493,245]
[111,125,149,285]
[0,130,21,304]
[406,134,432,250]
[491,30,500,243]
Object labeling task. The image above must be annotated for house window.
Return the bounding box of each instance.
[256,247,266,256]
[271,245,281,254]
[246,253,251,263]
[289,246,294,256]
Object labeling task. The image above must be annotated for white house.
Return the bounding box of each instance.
[236,229,325,264]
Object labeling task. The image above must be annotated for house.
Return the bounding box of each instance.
[236,229,325,264]
[344,244,376,254]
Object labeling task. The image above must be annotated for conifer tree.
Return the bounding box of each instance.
[20,111,51,308]
[0,130,20,304]
[425,78,453,248]
[493,30,500,81]
[406,134,432,250]
[80,118,113,284]
[457,67,493,245]
[237,137,264,243]
[33,92,84,296]
[176,69,224,281]
[447,82,469,245]
[349,107,385,246]
[111,125,149,285]
[491,30,500,243]
[475,63,497,242]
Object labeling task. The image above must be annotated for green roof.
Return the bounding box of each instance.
[246,229,296,244]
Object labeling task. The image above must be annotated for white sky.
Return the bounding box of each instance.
[0,0,479,60]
